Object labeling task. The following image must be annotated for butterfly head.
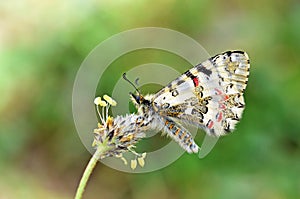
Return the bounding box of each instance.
[130,92,150,106]
[123,73,152,112]
[130,92,153,114]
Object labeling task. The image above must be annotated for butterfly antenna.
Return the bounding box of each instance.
[134,77,140,86]
[122,73,141,95]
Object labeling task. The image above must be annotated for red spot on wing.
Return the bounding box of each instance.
[224,95,229,100]
[217,112,223,122]
[207,120,214,129]
[214,88,223,95]
[192,77,199,87]
[219,103,226,109]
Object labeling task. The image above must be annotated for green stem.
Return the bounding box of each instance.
[74,145,107,199]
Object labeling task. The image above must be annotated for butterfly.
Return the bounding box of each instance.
[120,50,250,154]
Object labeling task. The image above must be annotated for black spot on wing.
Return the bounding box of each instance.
[184,70,194,78]
[208,57,218,68]
[225,51,232,56]
[231,50,245,55]
[176,79,185,86]
[196,63,212,76]
[191,108,204,119]
[171,89,179,97]
[162,103,170,109]
[184,70,198,85]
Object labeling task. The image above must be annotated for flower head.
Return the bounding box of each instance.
[93,95,147,169]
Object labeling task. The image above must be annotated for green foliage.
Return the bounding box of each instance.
[1,1,300,198]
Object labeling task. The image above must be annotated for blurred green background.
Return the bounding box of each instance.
[1,0,300,198]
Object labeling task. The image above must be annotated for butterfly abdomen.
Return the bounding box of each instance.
[163,118,199,153]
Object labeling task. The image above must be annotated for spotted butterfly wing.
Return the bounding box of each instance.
[152,51,250,150]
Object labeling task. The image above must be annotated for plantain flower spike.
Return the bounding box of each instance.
[93,95,147,169]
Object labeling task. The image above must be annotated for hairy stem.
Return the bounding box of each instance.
[74,145,107,199]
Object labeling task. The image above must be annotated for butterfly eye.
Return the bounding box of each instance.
[130,92,141,104]
[136,95,140,103]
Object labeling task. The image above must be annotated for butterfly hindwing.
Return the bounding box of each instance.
[153,50,250,137]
